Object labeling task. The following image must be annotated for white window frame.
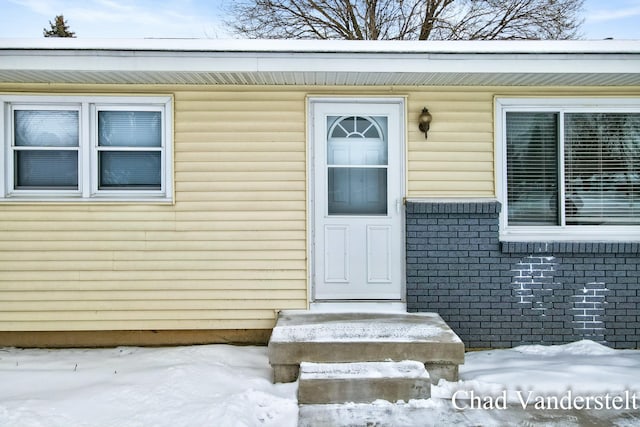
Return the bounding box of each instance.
[0,95,173,202]
[496,97,640,242]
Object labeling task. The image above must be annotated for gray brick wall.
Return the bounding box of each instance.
[406,201,640,349]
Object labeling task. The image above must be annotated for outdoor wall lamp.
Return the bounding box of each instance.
[418,108,432,139]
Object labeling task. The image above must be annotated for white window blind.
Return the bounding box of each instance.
[506,112,559,225]
[565,113,640,225]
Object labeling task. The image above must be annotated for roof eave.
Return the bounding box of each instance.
[1,39,639,86]
[3,38,640,54]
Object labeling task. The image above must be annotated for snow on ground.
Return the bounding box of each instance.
[1,340,640,427]
[437,339,640,401]
[0,345,297,427]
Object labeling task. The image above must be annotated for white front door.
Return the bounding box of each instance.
[311,99,404,301]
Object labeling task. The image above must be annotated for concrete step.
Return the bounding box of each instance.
[297,360,431,404]
[268,311,464,384]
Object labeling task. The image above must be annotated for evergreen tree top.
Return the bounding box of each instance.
[44,15,76,38]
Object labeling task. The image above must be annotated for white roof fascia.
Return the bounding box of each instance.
[1,39,639,85]
[1,50,638,75]
[255,54,639,74]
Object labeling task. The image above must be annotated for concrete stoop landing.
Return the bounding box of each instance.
[268,311,464,405]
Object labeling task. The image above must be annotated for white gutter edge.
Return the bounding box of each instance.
[1,38,640,54]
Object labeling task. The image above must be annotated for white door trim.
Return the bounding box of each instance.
[307,96,406,304]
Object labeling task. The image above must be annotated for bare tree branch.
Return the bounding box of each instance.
[226,0,584,40]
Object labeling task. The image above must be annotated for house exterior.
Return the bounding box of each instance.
[0,39,638,348]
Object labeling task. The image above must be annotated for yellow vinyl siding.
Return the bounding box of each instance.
[407,89,495,197]
[0,85,309,331]
[0,83,638,332]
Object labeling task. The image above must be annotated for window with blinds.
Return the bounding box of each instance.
[97,111,162,190]
[565,113,640,225]
[13,109,79,190]
[504,106,640,229]
[1,95,172,201]
[506,112,558,225]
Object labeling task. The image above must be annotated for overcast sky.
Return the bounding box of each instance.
[1,0,639,40]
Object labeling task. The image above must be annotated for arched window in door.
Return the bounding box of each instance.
[326,116,388,215]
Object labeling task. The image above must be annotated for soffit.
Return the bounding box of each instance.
[1,70,638,86]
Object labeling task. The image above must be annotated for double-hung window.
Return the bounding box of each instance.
[497,98,640,241]
[12,107,80,192]
[1,95,172,202]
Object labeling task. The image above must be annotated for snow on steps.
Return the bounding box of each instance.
[298,361,431,404]
[268,311,465,384]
